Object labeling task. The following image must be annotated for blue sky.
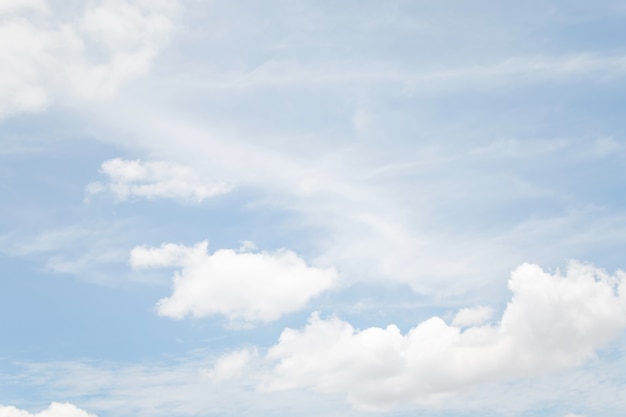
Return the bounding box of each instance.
[1,1,626,416]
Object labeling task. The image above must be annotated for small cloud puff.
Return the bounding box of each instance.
[0,402,97,417]
[87,158,232,203]
[452,305,494,328]
[130,240,337,323]
[205,348,257,383]
[264,261,626,411]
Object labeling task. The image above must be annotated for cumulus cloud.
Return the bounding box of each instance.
[87,158,232,202]
[130,240,337,322]
[264,262,626,410]
[0,402,96,417]
[0,0,178,118]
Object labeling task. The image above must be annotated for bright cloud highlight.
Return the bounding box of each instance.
[87,158,232,203]
[130,241,337,322]
[0,402,97,417]
[265,262,626,410]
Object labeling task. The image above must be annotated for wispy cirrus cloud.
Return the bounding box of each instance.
[0,222,160,286]
[188,53,626,93]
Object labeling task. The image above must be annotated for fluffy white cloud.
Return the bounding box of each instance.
[0,0,178,117]
[130,241,337,322]
[264,262,626,410]
[87,158,232,202]
[0,402,96,417]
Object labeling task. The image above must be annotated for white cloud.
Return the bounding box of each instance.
[205,348,257,382]
[9,346,625,417]
[9,355,359,417]
[0,0,47,15]
[451,305,494,328]
[0,402,97,417]
[87,158,232,203]
[264,261,626,410]
[0,0,178,118]
[130,240,337,322]
[238,240,258,253]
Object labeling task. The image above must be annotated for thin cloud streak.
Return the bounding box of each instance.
[185,53,626,92]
